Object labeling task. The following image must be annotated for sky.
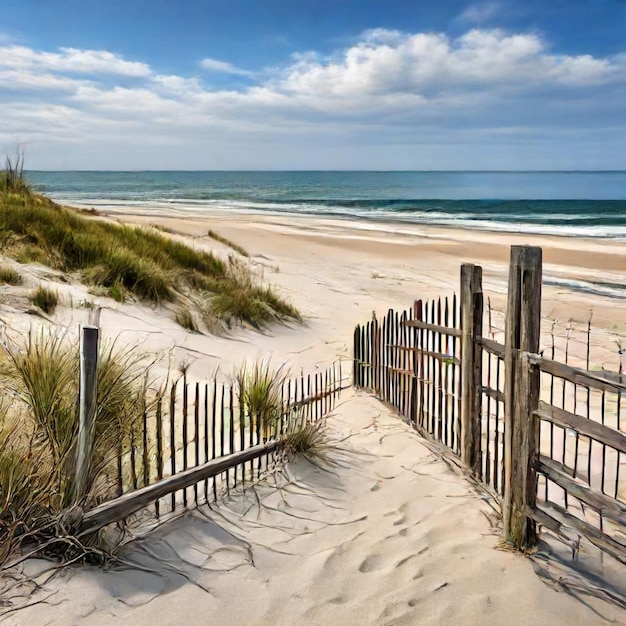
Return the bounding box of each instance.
[0,0,625,170]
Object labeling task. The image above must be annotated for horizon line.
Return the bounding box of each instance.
[25,169,626,174]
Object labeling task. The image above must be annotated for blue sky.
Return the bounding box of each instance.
[1,0,625,170]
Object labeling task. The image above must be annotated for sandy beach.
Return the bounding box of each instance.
[1,208,625,625]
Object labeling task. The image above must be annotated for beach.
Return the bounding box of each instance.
[1,203,625,625]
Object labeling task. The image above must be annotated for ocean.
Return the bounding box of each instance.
[25,171,626,240]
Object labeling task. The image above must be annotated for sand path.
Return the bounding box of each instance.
[3,392,624,625]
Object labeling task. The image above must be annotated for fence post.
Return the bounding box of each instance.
[353,326,360,387]
[460,264,483,474]
[74,325,100,502]
[371,314,380,394]
[503,246,542,548]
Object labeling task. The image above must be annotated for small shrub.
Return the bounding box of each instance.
[29,285,59,313]
[0,266,22,285]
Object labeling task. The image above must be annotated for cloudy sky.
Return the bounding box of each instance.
[1,0,625,170]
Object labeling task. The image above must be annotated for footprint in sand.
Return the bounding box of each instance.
[358,554,384,573]
[329,596,347,605]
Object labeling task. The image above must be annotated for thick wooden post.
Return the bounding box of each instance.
[460,264,483,474]
[74,325,100,502]
[503,246,542,548]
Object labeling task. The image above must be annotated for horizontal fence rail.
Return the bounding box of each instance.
[353,246,625,562]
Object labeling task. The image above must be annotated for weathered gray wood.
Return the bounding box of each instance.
[503,246,542,549]
[372,318,380,394]
[460,264,483,475]
[402,319,462,337]
[503,247,524,532]
[79,441,280,534]
[537,455,626,526]
[527,354,626,394]
[534,401,626,455]
[533,501,626,565]
[478,337,506,358]
[74,325,99,502]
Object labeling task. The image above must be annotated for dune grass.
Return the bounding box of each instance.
[233,358,289,440]
[207,229,249,257]
[29,285,59,314]
[0,266,22,285]
[234,357,329,458]
[0,330,150,565]
[0,165,300,329]
[175,305,198,332]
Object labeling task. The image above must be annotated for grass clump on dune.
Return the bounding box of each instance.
[0,330,151,565]
[204,258,301,330]
[175,305,198,332]
[207,229,249,257]
[234,358,289,440]
[29,285,59,314]
[0,159,300,329]
[0,266,22,285]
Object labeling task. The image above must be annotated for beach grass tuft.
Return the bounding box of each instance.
[0,266,22,285]
[234,358,289,439]
[29,285,59,314]
[207,229,249,257]
[175,305,198,331]
[279,420,326,457]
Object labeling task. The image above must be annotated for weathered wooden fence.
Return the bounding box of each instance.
[354,245,625,562]
[74,353,346,535]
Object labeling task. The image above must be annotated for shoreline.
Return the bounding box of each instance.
[58,198,626,243]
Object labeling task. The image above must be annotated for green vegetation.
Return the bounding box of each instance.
[0,266,22,285]
[29,285,59,314]
[175,305,198,332]
[205,258,300,329]
[0,152,31,197]
[0,160,299,329]
[234,358,289,440]
[279,420,326,458]
[0,331,150,565]
[207,229,249,257]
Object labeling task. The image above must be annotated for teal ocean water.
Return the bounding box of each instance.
[26,171,626,240]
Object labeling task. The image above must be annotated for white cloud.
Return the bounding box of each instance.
[458,2,502,24]
[0,45,150,76]
[200,57,254,77]
[151,74,204,95]
[277,28,621,104]
[0,29,624,168]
